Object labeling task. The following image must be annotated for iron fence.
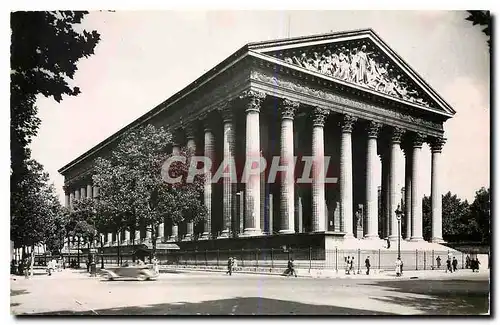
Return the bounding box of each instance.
[153,247,466,271]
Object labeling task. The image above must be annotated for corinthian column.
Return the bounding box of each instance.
[430,137,446,243]
[69,191,74,210]
[279,99,298,234]
[311,107,329,232]
[389,127,404,241]
[64,186,70,208]
[340,114,357,238]
[170,141,180,241]
[183,124,197,241]
[86,184,92,198]
[219,104,235,238]
[410,133,426,241]
[201,115,215,240]
[240,90,266,236]
[365,121,382,239]
[402,145,412,240]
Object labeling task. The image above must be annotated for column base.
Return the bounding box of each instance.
[217,230,231,239]
[181,234,193,242]
[241,228,262,237]
[278,229,295,235]
[363,234,380,240]
[167,237,177,242]
[343,233,355,239]
[431,237,445,243]
[388,235,401,241]
[410,237,424,242]
[199,232,211,240]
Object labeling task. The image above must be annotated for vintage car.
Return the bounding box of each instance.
[100,265,158,281]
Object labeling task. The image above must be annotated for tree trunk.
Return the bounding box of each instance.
[100,236,104,269]
[29,245,35,277]
[151,226,157,263]
[117,232,121,266]
[77,237,81,268]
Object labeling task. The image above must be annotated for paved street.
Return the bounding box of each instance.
[11,269,490,315]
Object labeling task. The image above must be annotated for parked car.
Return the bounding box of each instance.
[100,264,158,281]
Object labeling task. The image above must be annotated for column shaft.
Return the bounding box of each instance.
[431,138,445,242]
[241,91,265,236]
[411,134,425,241]
[185,134,196,240]
[404,149,412,240]
[389,128,403,241]
[279,100,298,234]
[220,111,234,238]
[311,107,328,232]
[86,184,92,198]
[202,125,215,239]
[365,122,381,239]
[340,115,356,237]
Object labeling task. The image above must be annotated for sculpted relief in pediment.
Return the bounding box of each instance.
[274,43,432,108]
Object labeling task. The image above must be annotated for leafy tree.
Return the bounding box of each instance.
[11,159,65,255]
[469,187,491,243]
[11,11,101,226]
[93,124,207,257]
[422,191,470,241]
[465,10,491,52]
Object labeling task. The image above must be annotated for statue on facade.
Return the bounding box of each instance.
[355,209,363,228]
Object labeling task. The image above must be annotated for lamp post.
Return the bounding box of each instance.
[395,204,403,259]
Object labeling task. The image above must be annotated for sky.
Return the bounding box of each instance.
[29,10,490,203]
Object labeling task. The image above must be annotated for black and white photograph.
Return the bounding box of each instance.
[8,6,491,316]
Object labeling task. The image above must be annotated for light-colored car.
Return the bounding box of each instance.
[100,265,158,281]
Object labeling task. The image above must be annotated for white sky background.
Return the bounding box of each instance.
[29,10,490,202]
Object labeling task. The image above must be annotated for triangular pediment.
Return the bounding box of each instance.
[248,29,455,117]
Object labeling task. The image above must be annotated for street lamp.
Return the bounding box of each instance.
[395,204,403,259]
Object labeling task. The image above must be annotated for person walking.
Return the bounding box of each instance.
[446,257,452,273]
[345,256,351,275]
[226,257,233,276]
[452,257,458,272]
[350,256,355,275]
[436,256,441,269]
[395,257,402,277]
[287,258,297,277]
[152,256,159,275]
[365,256,371,275]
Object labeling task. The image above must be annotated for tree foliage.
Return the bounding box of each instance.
[465,10,491,52]
[11,159,65,251]
[423,189,490,243]
[92,124,207,254]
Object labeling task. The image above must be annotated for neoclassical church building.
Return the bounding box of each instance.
[59,29,455,254]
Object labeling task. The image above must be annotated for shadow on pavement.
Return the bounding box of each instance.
[11,289,29,297]
[21,297,394,315]
[363,280,490,315]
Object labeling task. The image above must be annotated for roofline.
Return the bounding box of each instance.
[60,28,456,175]
[58,43,251,175]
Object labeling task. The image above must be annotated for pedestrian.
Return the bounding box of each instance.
[395,257,402,277]
[436,256,441,269]
[152,256,159,274]
[466,255,471,269]
[350,256,355,275]
[474,258,481,272]
[47,258,55,276]
[226,257,233,276]
[446,258,452,273]
[386,238,391,249]
[287,258,297,277]
[345,256,351,275]
[365,256,371,275]
[452,257,458,272]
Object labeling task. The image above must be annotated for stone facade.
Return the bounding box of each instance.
[59,29,455,251]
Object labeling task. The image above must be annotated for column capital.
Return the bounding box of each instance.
[217,101,233,122]
[63,185,70,194]
[429,137,446,153]
[239,90,266,113]
[280,99,299,120]
[389,126,405,144]
[367,121,382,138]
[311,107,329,127]
[411,132,426,148]
[185,123,196,140]
[340,114,357,133]
[199,112,215,132]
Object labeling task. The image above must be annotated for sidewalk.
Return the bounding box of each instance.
[161,265,490,280]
